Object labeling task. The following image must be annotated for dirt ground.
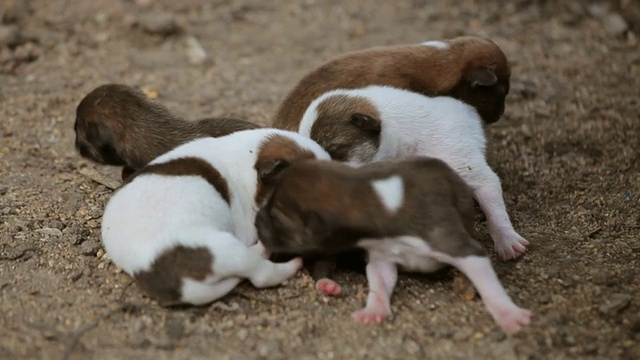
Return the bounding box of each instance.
[1,0,639,359]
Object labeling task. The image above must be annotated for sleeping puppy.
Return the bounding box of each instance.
[74,83,261,180]
[273,35,510,129]
[101,128,331,306]
[255,157,532,334]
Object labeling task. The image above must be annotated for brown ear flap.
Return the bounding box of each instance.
[469,68,498,87]
[350,113,382,134]
[256,159,290,183]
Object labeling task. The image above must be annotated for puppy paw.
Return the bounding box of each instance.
[495,235,529,261]
[315,278,342,296]
[495,306,532,334]
[351,308,390,325]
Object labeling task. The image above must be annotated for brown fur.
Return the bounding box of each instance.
[253,134,317,206]
[256,157,485,259]
[310,95,381,162]
[134,245,213,305]
[125,157,231,204]
[272,36,510,129]
[74,83,261,179]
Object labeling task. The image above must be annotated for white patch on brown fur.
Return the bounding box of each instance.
[420,40,449,49]
[371,176,404,214]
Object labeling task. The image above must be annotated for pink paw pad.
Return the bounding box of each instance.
[316,278,342,296]
[497,307,532,334]
[497,238,529,261]
[351,309,388,325]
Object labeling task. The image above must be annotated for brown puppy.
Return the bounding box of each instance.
[255,157,532,333]
[74,84,261,180]
[272,36,510,129]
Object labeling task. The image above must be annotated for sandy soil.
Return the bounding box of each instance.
[1,0,639,359]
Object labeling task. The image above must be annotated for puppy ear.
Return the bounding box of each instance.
[468,68,498,87]
[256,159,290,183]
[350,113,382,134]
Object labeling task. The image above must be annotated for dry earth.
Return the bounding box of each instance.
[1,0,639,359]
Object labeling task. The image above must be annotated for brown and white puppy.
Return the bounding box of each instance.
[272,36,510,129]
[74,83,261,180]
[255,157,532,334]
[101,128,331,306]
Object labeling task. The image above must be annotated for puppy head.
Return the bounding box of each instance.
[255,185,335,255]
[301,94,381,163]
[253,132,330,207]
[448,37,511,124]
[74,84,141,166]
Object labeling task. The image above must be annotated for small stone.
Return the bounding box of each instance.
[599,293,632,314]
[96,249,105,259]
[1,206,10,214]
[0,25,20,47]
[256,339,281,358]
[602,13,628,36]
[35,227,63,237]
[80,239,101,256]
[0,185,7,195]
[588,3,609,18]
[185,36,207,65]
[69,235,83,246]
[138,12,179,36]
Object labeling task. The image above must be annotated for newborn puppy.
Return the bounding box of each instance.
[101,128,331,306]
[255,157,532,334]
[74,83,261,180]
[298,85,529,261]
[273,35,510,129]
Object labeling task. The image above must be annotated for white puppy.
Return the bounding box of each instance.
[101,129,331,306]
[297,85,529,261]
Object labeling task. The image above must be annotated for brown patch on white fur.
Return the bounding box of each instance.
[74,84,260,179]
[310,95,381,162]
[125,157,231,204]
[134,245,213,305]
[273,36,510,129]
[253,134,317,206]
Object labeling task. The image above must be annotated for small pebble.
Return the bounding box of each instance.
[0,185,8,195]
[587,3,609,19]
[35,227,63,237]
[602,13,628,36]
[80,239,101,256]
[0,25,20,47]
[599,293,632,314]
[138,12,179,36]
[185,36,207,65]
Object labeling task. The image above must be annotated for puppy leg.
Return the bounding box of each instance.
[212,232,303,288]
[464,162,529,260]
[351,259,397,325]
[446,255,532,334]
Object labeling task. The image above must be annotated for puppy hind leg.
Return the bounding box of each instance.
[447,254,532,334]
[351,259,397,325]
[464,162,529,260]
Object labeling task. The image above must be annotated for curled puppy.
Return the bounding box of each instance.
[297,85,529,261]
[101,128,331,306]
[273,35,510,129]
[255,157,532,334]
[74,83,261,179]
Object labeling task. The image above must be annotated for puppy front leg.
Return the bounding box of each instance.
[351,258,397,325]
[312,256,342,297]
[467,163,529,260]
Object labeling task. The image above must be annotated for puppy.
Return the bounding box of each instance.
[74,83,261,180]
[101,128,331,306]
[273,36,510,129]
[297,85,529,262]
[255,157,532,334]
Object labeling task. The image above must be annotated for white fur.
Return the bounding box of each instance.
[420,40,449,49]
[371,176,404,214]
[355,236,531,333]
[300,86,529,261]
[101,128,331,305]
